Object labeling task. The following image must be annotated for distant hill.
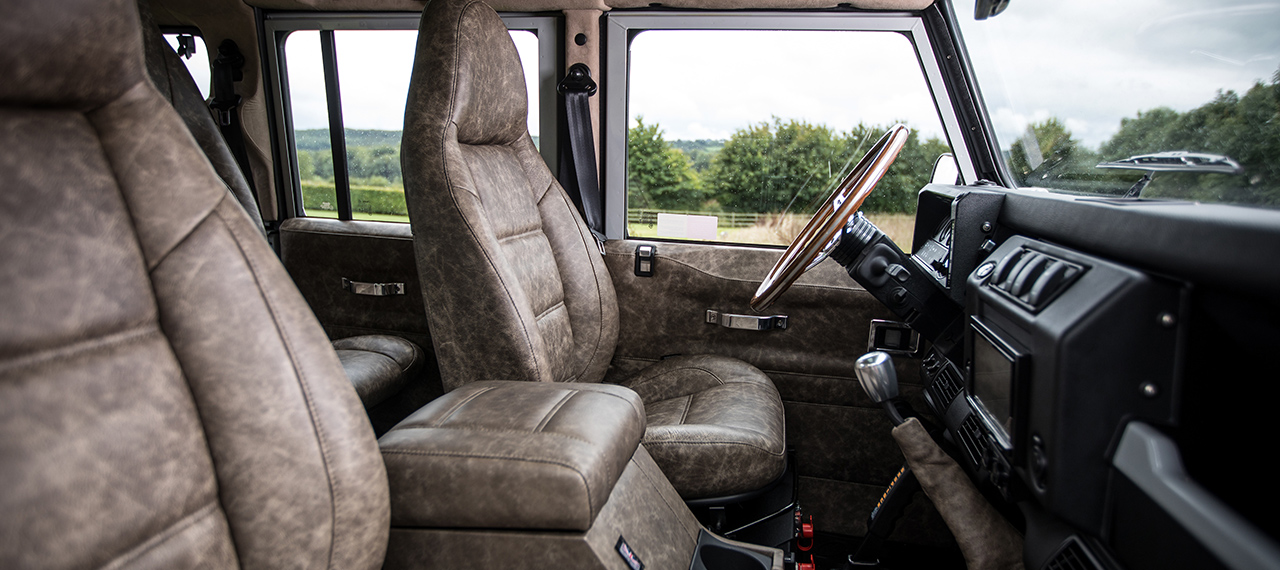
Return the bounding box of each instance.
[670,139,725,154]
[296,129,539,151]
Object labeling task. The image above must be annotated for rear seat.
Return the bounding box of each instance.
[138,6,422,409]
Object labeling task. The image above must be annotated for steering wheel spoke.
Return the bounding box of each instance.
[751,124,911,311]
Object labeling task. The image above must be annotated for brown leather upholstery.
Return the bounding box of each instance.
[401,0,786,498]
[0,0,389,567]
[136,8,424,410]
[334,334,425,407]
[380,381,645,531]
[620,354,787,498]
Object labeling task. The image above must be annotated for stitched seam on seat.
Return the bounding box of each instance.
[677,395,693,426]
[434,385,498,426]
[535,390,577,432]
[216,206,339,568]
[429,1,543,385]
[543,185,614,384]
[452,148,544,382]
[0,325,156,377]
[496,227,544,244]
[383,447,593,522]
[100,502,220,570]
[388,424,594,445]
[643,439,785,456]
[535,300,566,322]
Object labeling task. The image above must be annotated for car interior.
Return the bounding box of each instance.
[3,0,1278,569]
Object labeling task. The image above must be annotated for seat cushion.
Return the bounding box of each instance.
[333,334,424,408]
[379,381,645,532]
[619,355,787,499]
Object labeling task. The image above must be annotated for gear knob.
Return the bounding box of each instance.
[855,351,899,404]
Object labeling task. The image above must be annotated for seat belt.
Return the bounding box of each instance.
[210,39,256,194]
[557,63,606,252]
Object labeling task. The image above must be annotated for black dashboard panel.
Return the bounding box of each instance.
[909,186,1280,570]
[997,187,1280,299]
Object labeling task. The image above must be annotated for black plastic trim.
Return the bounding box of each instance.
[319,30,352,221]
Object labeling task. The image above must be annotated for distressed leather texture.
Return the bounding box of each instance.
[402,0,787,499]
[894,418,1024,569]
[0,0,389,567]
[620,355,786,497]
[379,381,645,531]
[139,0,265,235]
[403,0,617,390]
[335,334,425,407]
[137,15,430,412]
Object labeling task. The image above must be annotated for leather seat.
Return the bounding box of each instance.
[0,0,389,566]
[136,6,423,409]
[401,0,786,499]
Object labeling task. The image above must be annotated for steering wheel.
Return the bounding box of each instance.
[751,124,910,311]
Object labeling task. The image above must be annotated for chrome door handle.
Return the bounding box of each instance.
[341,278,405,297]
[706,310,788,331]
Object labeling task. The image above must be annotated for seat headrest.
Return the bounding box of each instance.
[0,0,146,109]
[412,0,528,146]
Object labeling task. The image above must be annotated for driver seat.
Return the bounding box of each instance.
[401,0,785,499]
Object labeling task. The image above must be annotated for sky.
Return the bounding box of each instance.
[627,30,946,141]
[954,0,1280,149]
[174,1,1279,152]
[282,29,540,135]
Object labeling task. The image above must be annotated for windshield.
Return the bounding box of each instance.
[954,0,1280,207]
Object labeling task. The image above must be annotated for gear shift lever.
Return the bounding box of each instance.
[855,351,906,426]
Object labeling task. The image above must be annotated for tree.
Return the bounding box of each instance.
[1009,118,1080,184]
[627,117,704,210]
[705,118,943,214]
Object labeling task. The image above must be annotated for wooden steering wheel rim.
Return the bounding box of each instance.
[751,124,911,312]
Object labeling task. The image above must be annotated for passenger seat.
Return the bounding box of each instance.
[137,4,422,409]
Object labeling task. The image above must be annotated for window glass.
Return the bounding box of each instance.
[284,28,540,222]
[626,30,950,248]
[955,0,1280,208]
[163,33,211,99]
[284,31,339,218]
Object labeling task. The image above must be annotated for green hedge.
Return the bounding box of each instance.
[301,182,408,216]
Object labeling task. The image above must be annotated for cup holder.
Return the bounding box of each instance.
[689,530,772,570]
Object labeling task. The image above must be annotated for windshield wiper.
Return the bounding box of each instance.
[1096,151,1242,198]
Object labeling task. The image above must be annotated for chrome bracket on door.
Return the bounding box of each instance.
[706,310,788,331]
[342,278,405,297]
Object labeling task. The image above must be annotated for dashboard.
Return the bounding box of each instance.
[836,184,1280,570]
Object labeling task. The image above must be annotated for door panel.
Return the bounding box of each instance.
[604,239,948,541]
[278,217,443,421]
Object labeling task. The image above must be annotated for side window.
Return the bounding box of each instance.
[272,18,549,223]
[163,32,211,99]
[614,21,953,249]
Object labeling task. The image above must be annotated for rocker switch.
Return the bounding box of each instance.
[634,245,655,277]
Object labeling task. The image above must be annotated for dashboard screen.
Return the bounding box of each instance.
[972,328,1014,442]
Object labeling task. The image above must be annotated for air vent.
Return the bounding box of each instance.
[1043,537,1102,570]
[987,247,1084,311]
[957,414,986,468]
[930,366,962,407]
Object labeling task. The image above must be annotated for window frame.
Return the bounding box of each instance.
[603,11,977,241]
[262,12,561,221]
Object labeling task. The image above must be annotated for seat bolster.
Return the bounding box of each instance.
[621,355,787,499]
[334,335,423,407]
[619,353,773,402]
[332,334,423,368]
[379,381,645,531]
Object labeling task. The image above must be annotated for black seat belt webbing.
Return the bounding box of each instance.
[211,39,256,194]
[557,63,606,249]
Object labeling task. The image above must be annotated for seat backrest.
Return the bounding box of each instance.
[138,0,266,238]
[402,0,619,392]
[0,0,389,568]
